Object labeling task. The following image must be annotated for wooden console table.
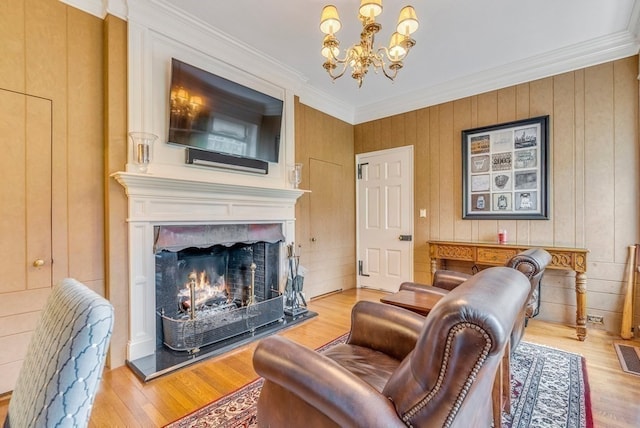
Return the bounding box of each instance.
[428,240,589,341]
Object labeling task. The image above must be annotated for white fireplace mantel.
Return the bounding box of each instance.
[111,171,306,361]
[112,171,306,222]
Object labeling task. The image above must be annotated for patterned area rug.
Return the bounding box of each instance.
[165,337,593,428]
[506,342,593,428]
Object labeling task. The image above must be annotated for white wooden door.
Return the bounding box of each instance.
[356,146,413,292]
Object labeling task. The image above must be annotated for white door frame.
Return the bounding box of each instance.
[356,145,414,290]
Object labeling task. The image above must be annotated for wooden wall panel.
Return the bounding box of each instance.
[584,64,616,262]
[295,98,356,298]
[25,96,52,290]
[429,107,440,240]
[414,108,431,282]
[552,72,577,247]
[439,102,455,239]
[528,78,555,246]
[104,14,130,367]
[0,92,54,394]
[354,56,639,333]
[613,59,640,264]
[574,70,587,246]
[25,0,65,99]
[452,99,472,242]
[67,8,105,289]
[0,0,106,392]
[0,0,25,90]
[0,92,27,292]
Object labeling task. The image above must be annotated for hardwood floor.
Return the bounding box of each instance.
[1,288,639,427]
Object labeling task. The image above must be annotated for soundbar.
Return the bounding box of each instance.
[186,147,269,174]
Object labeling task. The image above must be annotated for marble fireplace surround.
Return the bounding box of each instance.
[112,171,304,362]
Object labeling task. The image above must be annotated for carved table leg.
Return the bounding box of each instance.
[430,258,438,284]
[575,271,587,341]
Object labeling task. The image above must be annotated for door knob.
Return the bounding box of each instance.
[399,235,412,241]
[33,259,45,267]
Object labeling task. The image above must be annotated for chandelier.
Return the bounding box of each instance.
[170,87,202,119]
[320,1,419,87]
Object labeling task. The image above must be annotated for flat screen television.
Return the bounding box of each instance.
[168,58,283,172]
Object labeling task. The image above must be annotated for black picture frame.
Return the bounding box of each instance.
[462,115,549,220]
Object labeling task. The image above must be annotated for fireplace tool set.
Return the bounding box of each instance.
[284,243,308,316]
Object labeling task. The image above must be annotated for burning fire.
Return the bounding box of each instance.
[189,270,211,290]
[178,270,228,312]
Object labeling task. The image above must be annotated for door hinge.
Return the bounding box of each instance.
[358,260,370,277]
[357,162,368,179]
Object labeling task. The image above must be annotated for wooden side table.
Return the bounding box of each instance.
[380,289,443,316]
[428,240,589,341]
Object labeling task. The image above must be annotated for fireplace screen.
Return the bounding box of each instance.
[154,224,284,352]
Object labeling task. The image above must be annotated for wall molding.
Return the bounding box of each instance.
[63,0,640,125]
[354,31,640,123]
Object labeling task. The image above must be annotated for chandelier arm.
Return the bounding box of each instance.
[380,63,400,81]
[372,48,388,67]
[325,46,354,66]
[326,60,350,81]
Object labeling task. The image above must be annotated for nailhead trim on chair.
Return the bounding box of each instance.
[402,322,492,428]
[511,260,538,278]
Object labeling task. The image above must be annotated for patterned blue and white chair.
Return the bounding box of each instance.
[3,278,114,428]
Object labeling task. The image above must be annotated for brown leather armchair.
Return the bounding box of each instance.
[252,267,530,428]
[399,248,551,350]
[505,248,552,347]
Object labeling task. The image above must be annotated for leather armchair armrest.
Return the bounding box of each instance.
[253,335,406,428]
[399,270,471,294]
[432,270,472,291]
[347,301,425,361]
[399,282,449,295]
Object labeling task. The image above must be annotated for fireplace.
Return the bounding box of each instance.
[112,172,308,380]
[154,224,284,352]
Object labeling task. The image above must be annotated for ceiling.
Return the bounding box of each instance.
[162,0,640,123]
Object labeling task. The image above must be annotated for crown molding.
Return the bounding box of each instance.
[130,0,307,92]
[62,0,640,125]
[297,85,355,124]
[105,0,128,20]
[59,0,104,17]
[59,0,127,20]
[628,0,640,39]
[353,30,640,124]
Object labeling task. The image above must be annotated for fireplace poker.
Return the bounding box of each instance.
[247,262,257,306]
[189,276,196,320]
